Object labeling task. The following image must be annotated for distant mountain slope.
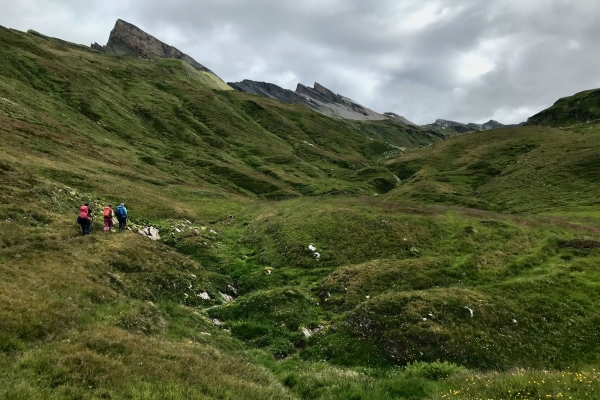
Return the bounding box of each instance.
[0,25,440,202]
[228,79,318,110]
[527,88,600,127]
[383,112,420,127]
[229,79,418,126]
[295,82,386,121]
[423,118,524,137]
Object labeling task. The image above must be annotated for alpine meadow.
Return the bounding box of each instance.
[2,18,600,400]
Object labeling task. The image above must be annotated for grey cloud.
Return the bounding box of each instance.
[1,0,599,124]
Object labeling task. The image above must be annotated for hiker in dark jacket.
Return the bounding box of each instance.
[115,203,128,231]
[78,203,93,236]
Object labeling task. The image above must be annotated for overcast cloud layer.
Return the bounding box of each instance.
[2,0,600,124]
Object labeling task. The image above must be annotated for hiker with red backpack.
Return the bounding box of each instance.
[77,203,93,236]
[103,204,114,232]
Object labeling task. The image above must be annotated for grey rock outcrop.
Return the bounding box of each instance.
[229,80,389,121]
[296,83,386,120]
[139,226,161,241]
[94,19,215,74]
[228,80,318,110]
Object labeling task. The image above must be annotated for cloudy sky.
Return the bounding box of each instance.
[2,0,599,124]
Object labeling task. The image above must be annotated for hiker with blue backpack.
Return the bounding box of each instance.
[116,203,128,231]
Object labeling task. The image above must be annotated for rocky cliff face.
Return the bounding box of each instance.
[228,80,320,110]
[93,20,214,74]
[229,80,400,122]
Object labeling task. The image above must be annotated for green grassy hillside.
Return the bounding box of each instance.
[2,25,600,400]
[385,124,600,214]
[0,27,438,204]
[527,88,600,127]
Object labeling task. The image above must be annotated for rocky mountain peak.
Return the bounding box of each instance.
[92,19,213,74]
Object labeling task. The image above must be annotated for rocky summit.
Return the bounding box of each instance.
[229,79,418,123]
[92,19,215,75]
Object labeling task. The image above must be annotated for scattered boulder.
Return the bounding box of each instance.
[197,292,211,300]
[212,319,225,327]
[302,325,326,338]
[227,285,238,295]
[220,292,234,303]
[138,226,161,241]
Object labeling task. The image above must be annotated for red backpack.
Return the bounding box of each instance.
[104,207,113,218]
[79,206,89,219]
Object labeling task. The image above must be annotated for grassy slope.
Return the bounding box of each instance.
[0,26,437,206]
[527,87,600,127]
[385,125,600,214]
[2,26,600,400]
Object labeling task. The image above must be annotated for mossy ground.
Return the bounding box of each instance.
[2,25,600,399]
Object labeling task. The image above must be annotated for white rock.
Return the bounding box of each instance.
[212,319,225,327]
[139,226,161,241]
[465,307,474,318]
[308,244,317,252]
[302,327,312,338]
[220,292,234,303]
[197,292,211,300]
[227,285,238,295]
[314,252,321,259]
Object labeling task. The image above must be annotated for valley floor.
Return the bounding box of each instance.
[2,185,600,399]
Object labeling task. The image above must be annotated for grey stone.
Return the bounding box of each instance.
[139,226,161,241]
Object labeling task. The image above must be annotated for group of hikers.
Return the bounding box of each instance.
[77,203,129,236]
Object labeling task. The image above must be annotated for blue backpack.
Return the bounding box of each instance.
[115,206,127,218]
